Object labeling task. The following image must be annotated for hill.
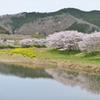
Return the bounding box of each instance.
[0,26,10,34]
[0,8,100,35]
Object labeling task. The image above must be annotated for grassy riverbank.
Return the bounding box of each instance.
[0,47,100,74]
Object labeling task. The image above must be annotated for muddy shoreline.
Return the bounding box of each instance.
[0,53,100,75]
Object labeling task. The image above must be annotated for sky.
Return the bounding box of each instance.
[0,0,100,15]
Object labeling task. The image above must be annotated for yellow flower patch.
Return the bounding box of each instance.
[11,47,36,58]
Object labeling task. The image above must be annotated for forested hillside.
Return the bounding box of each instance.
[0,8,100,35]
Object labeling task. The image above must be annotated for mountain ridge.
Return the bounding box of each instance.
[0,8,100,35]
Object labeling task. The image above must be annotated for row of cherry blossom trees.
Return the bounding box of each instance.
[0,30,100,53]
[19,31,100,53]
[46,31,100,52]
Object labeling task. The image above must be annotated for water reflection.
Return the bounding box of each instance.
[0,63,52,79]
[45,68,100,94]
[0,63,100,95]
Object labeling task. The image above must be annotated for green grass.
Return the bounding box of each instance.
[45,49,100,66]
[0,47,100,66]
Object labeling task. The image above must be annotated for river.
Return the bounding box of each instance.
[0,63,100,100]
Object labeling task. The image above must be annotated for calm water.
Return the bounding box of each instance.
[0,64,100,100]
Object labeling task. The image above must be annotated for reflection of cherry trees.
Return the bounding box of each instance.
[1,63,100,95]
[45,68,100,94]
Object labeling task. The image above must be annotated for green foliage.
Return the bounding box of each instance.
[0,26,10,34]
[32,32,40,38]
[31,32,46,38]
[67,22,89,33]
[47,49,79,55]
[61,8,100,27]
[11,12,49,32]
[11,17,26,32]
[10,8,100,32]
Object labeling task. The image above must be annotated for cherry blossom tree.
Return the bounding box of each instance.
[79,32,100,53]
[19,38,46,47]
[5,40,15,47]
[19,38,33,47]
[0,39,4,47]
[46,31,84,51]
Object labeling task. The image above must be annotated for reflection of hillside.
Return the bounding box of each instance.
[0,63,53,79]
[1,63,100,94]
[45,68,100,94]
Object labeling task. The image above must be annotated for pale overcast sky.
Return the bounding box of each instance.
[0,0,100,15]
